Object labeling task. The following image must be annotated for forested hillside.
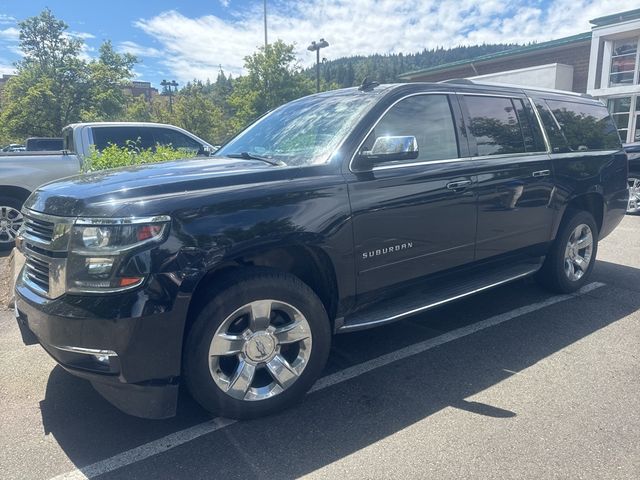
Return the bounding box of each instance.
[305,44,521,87]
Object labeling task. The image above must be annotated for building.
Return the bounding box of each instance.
[587,9,640,143]
[398,33,592,93]
[398,8,640,143]
[122,81,159,101]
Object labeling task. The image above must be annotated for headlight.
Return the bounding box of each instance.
[66,216,170,293]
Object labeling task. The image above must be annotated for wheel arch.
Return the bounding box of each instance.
[0,186,32,205]
[555,192,604,238]
[183,244,340,341]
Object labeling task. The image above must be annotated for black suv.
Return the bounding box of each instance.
[15,81,628,419]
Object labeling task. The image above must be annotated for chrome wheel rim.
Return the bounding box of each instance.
[209,300,312,401]
[628,177,640,214]
[0,206,23,244]
[564,224,593,282]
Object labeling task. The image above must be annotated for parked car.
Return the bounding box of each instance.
[0,122,216,249]
[1,144,25,152]
[14,81,628,420]
[624,142,640,214]
[25,137,63,151]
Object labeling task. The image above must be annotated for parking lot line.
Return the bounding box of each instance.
[50,282,605,480]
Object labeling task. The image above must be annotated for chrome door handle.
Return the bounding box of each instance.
[532,170,551,177]
[446,180,472,190]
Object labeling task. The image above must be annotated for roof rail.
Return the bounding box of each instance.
[440,78,593,98]
[439,78,475,85]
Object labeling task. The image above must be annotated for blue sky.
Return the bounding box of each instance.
[0,0,637,89]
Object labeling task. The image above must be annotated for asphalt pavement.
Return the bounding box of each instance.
[0,216,638,480]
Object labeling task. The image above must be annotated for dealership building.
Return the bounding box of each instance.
[399,8,640,143]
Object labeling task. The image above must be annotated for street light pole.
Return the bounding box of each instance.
[263,0,268,50]
[307,38,329,93]
[160,79,179,113]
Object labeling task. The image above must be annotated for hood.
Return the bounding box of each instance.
[24,157,278,217]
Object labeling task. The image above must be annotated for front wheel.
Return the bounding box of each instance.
[183,269,331,419]
[0,196,25,251]
[628,175,640,214]
[537,210,598,293]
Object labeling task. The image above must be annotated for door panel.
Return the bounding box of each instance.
[474,155,555,259]
[460,94,555,260]
[349,161,477,294]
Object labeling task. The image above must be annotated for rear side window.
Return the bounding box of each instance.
[533,100,568,152]
[92,127,155,151]
[545,100,621,151]
[151,128,202,152]
[464,96,530,156]
[361,94,459,163]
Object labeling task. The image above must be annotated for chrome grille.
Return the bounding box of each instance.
[23,254,50,294]
[19,210,73,299]
[23,215,55,243]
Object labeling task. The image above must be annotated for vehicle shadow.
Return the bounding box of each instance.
[38,260,640,479]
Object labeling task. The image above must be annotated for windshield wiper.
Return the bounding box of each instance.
[226,152,283,166]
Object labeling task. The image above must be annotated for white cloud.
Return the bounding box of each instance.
[0,14,16,25]
[219,0,230,7]
[132,0,640,83]
[0,26,19,41]
[117,40,163,58]
[68,30,96,40]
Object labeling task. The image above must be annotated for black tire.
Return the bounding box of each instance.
[537,209,598,293]
[0,196,24,251]
[183,268,331,419]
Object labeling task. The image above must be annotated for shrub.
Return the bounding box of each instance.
[82,141,197,172]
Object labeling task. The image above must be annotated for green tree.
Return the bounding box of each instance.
[83,41,137,121]
[0,9,136,139]
[173,81,226,143]
[228,40,313,130]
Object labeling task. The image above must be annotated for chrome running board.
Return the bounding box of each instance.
[337,262,542,333]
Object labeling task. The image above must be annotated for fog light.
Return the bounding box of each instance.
[93,353,112,364]
[86,257,114,276]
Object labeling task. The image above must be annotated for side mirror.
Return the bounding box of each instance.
[357,136,419,169]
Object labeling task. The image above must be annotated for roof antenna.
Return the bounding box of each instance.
[358,76,379,91]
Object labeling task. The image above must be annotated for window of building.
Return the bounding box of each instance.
[608,97,632,141]
[361,94,459,163]
[463,96,530,156]
[609,38,640,87]
[546,100,621,151]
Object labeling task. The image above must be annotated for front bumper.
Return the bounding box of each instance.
[14,274,190,419]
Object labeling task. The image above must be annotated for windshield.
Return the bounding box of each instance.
[216,93,378,166]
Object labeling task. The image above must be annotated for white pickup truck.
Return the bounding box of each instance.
[0,122,216,248]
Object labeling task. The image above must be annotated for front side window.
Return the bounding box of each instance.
[359,94,459,164]
[464,96,527,156]
[151,128,202,151]
[546,100,621,151]
[216,93,380,167]
[609,38,638,87]
[92,127,155,151]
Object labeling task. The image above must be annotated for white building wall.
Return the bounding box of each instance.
[469,63,574,91]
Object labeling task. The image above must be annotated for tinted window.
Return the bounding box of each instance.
[92,127,155,151]
[464,96,527,156]
[151,128,202,151]
[361,94,459,163]
[533,99,568,152]
[513,100,546,152]
[546,100,621,151]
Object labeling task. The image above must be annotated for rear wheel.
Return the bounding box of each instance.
[0,196,24,251]
[628,175,640,214]
[537,210,598,293]
[184,269,331,419]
